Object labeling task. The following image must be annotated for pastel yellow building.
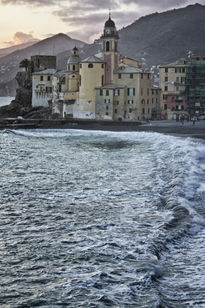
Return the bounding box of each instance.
[32,15,160,121]
[77,56,104,118]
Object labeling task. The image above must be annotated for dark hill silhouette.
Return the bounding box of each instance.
[118,3,205,66]
[57,4,205,70]
[0,33,86,96]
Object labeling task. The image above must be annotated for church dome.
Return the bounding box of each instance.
[105,17,115,28]
[67,46,81,64]
[67,55,80,64]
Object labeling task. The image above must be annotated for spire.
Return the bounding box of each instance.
[109,8,111,19]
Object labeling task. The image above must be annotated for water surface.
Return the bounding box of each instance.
[0,129,205,307]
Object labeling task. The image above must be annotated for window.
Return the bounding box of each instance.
[127,88,135,96]
[165,76,168,82]
[106,41,110,51]
[114,89,120,96]
[118,73,121,79]
[80,64,82,68]
[47,75,50,81]
[128,100,133,105]
[106,112,109,115]
[88,63,93,68]
[163,94,167,100]
[141,73,143,79]
[101,64,104,68]
[147,74,150,79]
[130,73,133,79]
[106,105,109,110]
[73,65,75,71]
[115,109,117,113]
[164,104,167,110]
[106,90,109,96]
[46,87,52,93]
[100,89,103,96]
[181,77,185,84]
[176,77,179,82]
[40,76,43,81]
[129,108,132,113]
[147,88,149,96]
[152,98,154,104]
[104,98,110,104]
[147,99,149,104]
[164,86,168,91]
[102,75,104,86]
[165,68,168,73]
[142,108,145,114]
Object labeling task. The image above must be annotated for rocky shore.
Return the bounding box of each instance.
[0,118,205,141]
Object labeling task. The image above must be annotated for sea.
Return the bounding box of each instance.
[0,129,205,308]
[0,96,14,107]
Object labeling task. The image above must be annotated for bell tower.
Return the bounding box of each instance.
[101,13,119,84]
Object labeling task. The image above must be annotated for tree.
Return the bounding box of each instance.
[19,59,30,72]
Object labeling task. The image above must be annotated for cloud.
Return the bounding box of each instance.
[13,32,37,44]
[1,0,204,43]
[3,32,38,46]
[51,0,202,42]
[1,0,56,6]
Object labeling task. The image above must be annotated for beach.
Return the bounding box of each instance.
[0,118,205,140]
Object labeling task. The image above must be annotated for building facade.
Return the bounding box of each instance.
[32,69,55,107]
[32,15,160,121]
[185,56,205,117]
[159,60,187,120]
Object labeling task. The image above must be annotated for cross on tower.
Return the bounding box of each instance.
[109,8,111,19]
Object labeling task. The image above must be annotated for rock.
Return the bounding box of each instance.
[24,106,51,119]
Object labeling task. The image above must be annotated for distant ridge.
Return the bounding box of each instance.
[0,40,39,58]
[0,4,205,96]
[118,3,205,66]
[0,34,86,96]
[57,4,205,70]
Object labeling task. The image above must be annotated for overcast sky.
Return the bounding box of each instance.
[0,0,204,48]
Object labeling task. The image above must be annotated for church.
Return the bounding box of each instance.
[32,15,160,121]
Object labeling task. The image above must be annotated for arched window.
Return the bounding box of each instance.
[106,41,110,52]
[88,63,93,68]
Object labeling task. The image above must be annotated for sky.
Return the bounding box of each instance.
[0,0,204,48]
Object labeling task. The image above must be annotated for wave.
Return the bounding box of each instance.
[1,128,205,307]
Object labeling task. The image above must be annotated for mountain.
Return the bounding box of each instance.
[0,4,205,96]
[57,4,205,72]
[118,3,205,67]
[0,33,86,96]
[0,40,39,58]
